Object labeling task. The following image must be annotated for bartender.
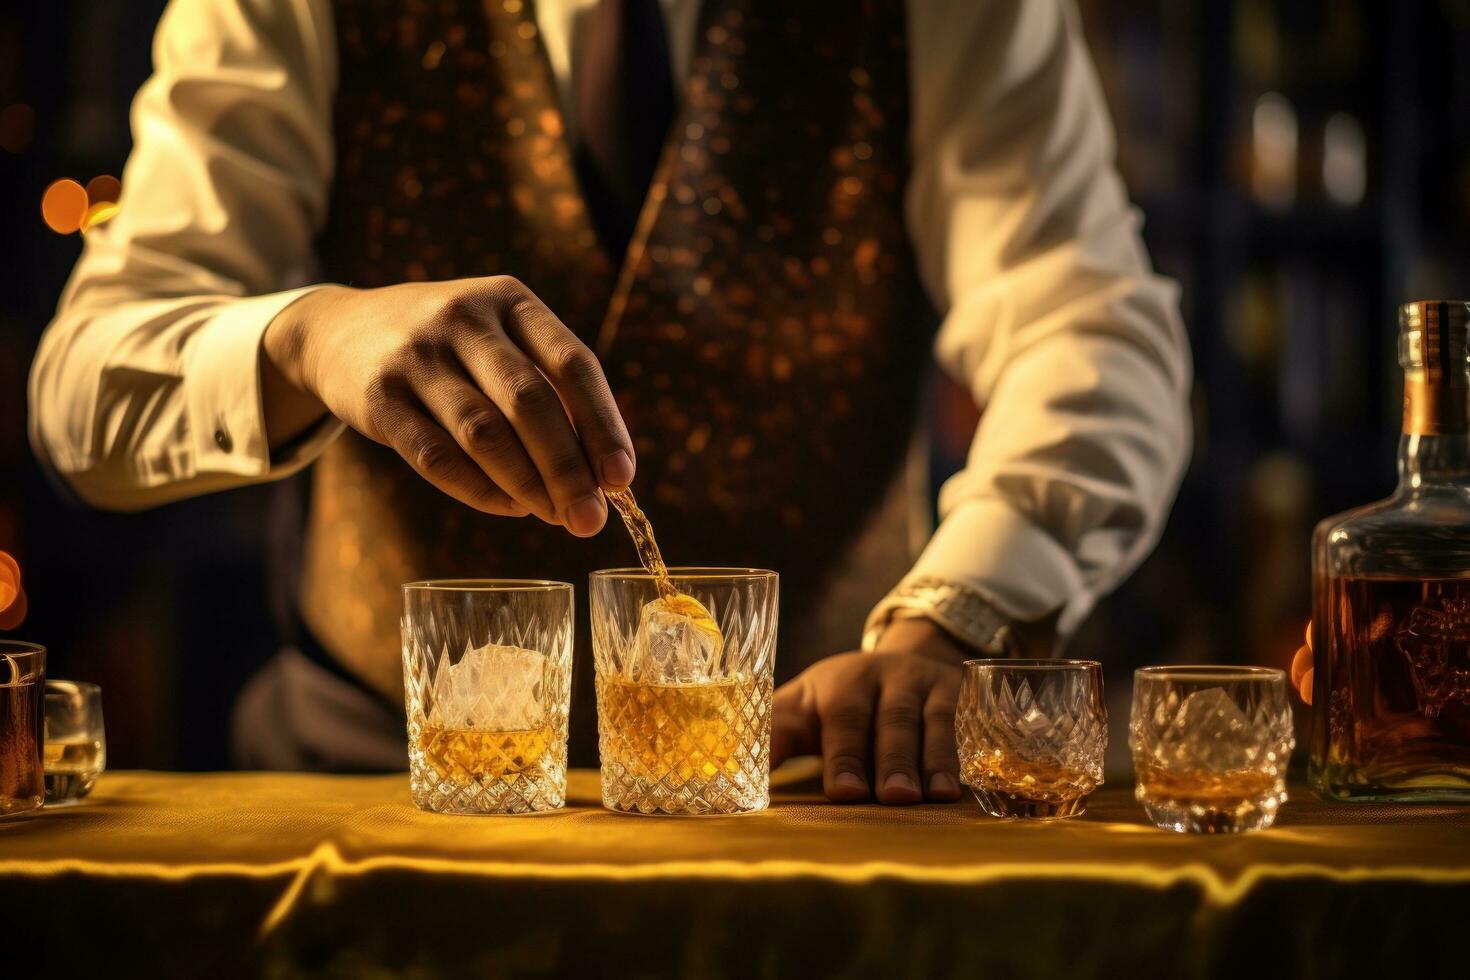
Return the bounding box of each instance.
[30,0,1190,802]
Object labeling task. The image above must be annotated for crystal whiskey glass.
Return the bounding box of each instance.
[591,568,777,815]
[401,580,572,814]
[1131,666,1293,833]
[955,659,1107,819]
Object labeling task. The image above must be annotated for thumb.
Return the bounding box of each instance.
[770,679,819,767]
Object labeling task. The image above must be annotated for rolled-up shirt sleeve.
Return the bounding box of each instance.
[28,0,343,511]
[871,0,1193,636]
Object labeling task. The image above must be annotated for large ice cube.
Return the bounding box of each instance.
[428,641,545,731]
[628,594,724,684]
[1168,687,1262,771]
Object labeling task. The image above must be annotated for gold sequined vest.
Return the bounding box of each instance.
[311,0,937,760]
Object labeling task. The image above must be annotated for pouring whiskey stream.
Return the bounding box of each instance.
[605,488,724,665]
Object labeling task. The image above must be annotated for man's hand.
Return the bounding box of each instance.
[771,619,969,805]
[261,277,635,536]
[1291,621,1314,704]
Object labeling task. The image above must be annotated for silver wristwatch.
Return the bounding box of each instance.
[862,577,1016,657]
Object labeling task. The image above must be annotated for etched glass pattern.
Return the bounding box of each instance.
[402,581,572,814]
[955,660,1107,819]
[591,568,777,815]
[1130,666,1294,833]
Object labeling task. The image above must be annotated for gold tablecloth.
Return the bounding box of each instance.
[3,766,1467,977]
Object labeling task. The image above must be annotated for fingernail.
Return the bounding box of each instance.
[834,771,866,792]
[930,772,959,796]
[883,772,919,795]
[600,450,635,488]
[564,494,605,536]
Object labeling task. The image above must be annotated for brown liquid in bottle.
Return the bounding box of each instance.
[1314,574,1470,794]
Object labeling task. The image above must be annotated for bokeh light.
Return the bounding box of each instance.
[42,178,89,234]
[0,551,18,599]
[1252,92,1298,210]
[1323,112,1367,207]
[0,551,24,631]
[0,588,28,631]
[81,200,120,233]
[85,174,121,205]
[42,175,123,235]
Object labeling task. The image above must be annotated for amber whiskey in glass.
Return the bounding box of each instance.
[1310,301,1470,801]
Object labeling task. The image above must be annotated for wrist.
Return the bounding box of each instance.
[261,287,346,449]
[872,616,973,665]
[263,285,352,398]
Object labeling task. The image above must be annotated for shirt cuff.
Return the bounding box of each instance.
[184,286,344,481]
[865,497,1089,644]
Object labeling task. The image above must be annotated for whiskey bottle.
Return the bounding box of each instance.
[1310,300,1470,801]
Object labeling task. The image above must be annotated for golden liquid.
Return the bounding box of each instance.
[605,486,724,650]
[962,754,1095,804]
[1135,761,1279,806]
[606,488,678,600]
[597,673,762,784]
[417,725,554,782]
[43,737,103,802]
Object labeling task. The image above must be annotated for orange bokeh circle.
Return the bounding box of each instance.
[85,174,121,205]
[42,178,88,234]
[0,551,21,629]
[0,588,27,631]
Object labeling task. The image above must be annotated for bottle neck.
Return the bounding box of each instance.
[1398,433,1470,488]
[1399,380,1470,489]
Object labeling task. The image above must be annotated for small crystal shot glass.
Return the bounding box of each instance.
[1129,666,1294,834]
[43,680,106,805]
[955,659,1107,819]
[401,580,573,815]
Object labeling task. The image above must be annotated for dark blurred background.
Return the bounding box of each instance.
[2,1,1468,769]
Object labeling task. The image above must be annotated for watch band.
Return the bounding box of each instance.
[862,577,1015,656]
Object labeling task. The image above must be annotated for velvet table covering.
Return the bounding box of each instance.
[2,766,1466,977]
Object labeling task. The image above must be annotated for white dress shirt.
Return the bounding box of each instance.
[29,0,1191,637]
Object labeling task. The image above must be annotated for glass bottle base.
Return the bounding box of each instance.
[969,787,1087,820]
[1310,765,1470,803]
[1137,792,1280,833]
